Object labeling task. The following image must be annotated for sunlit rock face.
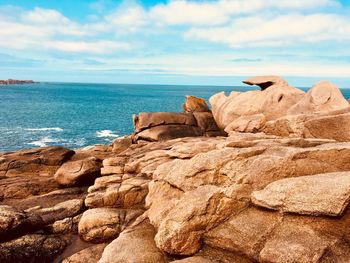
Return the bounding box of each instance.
[2,76,350,263]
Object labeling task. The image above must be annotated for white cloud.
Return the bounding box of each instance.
[0,7,130,54]
[149,0,338,26]
[44,40,130,54]
[185,13,350,47]
[22,7,70,24]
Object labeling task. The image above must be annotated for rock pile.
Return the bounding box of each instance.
[1,76,350,262]
[132,96,223,142]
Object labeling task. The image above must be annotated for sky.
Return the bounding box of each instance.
[0,0,350,87]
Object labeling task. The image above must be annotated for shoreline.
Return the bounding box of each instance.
[1,76,350,262]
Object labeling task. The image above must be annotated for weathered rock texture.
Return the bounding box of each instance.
[2,76,350,263]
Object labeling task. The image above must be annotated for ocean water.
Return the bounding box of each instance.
[1,82,350,152]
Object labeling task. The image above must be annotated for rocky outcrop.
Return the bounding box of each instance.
[0,79,34,85]
[2,76,350,262]
[210,76,305,131]
[132,96,223,142]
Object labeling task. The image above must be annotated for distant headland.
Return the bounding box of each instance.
[0,79,35,85]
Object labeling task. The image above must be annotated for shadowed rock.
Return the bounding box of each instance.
[54,157,102,187]
[0,205,43,242]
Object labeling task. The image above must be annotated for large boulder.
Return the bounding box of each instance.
[54,157,102,187]
[251,172,350,216]
[287,81,349,115]
[78,208,143,243]
[209,76,305,131]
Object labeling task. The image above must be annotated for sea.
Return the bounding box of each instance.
[1,82,350,152]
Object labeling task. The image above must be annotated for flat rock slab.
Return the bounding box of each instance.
[251,172,350,216]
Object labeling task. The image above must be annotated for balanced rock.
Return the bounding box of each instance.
[182,95,210,113]
[251,172,350,216]
[78,208,143,243]
[54,157,102,187]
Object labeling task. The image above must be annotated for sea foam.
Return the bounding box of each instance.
[27,136,60,147]
[96,130,119,138]
[25,127,63,132]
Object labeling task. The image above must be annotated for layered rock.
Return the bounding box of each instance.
[132,96,223,142]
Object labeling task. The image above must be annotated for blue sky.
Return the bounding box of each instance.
[0,0,350,87]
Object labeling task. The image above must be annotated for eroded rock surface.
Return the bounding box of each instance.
[251,172,350,216]
[2,76,350,263]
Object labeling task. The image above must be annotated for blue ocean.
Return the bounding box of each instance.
[1,82,350,152]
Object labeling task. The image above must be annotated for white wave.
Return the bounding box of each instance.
[96,130,119,138]
[27,136,60,147]
[74,138,86,146]
[25,127,63,132]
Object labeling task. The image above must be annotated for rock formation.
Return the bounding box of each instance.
[1,76,350,262]
[0,79,35,85]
